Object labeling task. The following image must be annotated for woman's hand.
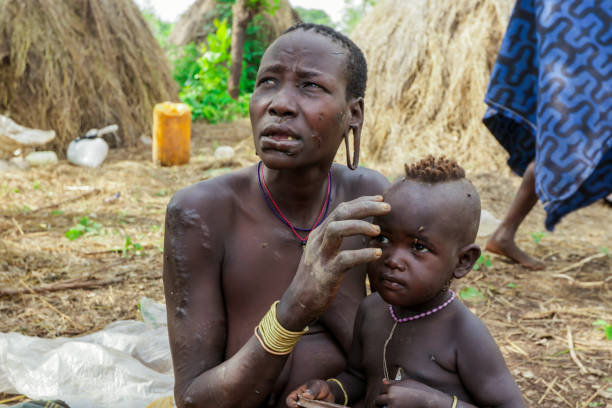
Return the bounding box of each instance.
[277,196,391,330]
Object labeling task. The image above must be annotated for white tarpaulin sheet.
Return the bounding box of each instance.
[0,299,173,408]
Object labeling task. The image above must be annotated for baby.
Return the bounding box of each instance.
[287,156,525,407]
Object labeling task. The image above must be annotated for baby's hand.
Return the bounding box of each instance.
[286,379,334,407]
[375,378,453,408]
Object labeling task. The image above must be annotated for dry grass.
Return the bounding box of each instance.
[1,121,611,406]
[1,1,609,406]
[352,0,515,175]
[167,0,299,48]
[0,0,178,155]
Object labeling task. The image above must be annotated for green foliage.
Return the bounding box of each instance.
[33,180,40,190]
[295,7,335,27]
[50,210,64,216]
[531,231,546,244]
[139,4,174,49]
[459,286,485,302]
[172,43,200,89]
[472,254,492,271]
[174,19,250,123]
[171,1,280,123]
[593,320,612,340]
[65,216,102,240]
[599,246,609,255]
[122,235,143,258]
[248,0,280,13]
[339,0,377,34]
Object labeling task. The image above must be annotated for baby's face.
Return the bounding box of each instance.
[367,181,465,309]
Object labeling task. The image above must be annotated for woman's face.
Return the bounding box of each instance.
[249,30,355,170]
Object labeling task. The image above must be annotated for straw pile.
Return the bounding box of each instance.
[0,0,178,155]
[351,0,515,175]
[167,0,300,48]
[167,0,217,47]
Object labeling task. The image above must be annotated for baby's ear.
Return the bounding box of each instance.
[453,244,481,279]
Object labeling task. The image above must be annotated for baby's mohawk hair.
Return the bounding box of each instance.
[404,155,465,183]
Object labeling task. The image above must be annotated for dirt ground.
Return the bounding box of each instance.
[0,121,610,407]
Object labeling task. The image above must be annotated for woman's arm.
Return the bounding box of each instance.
[164,185,289,407]
[164,188,390,408]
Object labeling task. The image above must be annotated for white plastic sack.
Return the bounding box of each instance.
[66,137,109,168]
[0,298,173,408]
[477,209,502,238]
[0,115,55,151]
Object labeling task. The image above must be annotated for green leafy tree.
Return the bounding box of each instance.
[138,2,174,49]
[240,14,268,93]
[175,19,249,122]
[339,0,377,34]
[294,7,335,27]
[170,0,281,121]
[228,0,279,99]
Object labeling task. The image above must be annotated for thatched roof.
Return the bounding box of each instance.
[0,0,178,156]
[168,0,300,48]
[351,0,515,175]
[167,0,217,47]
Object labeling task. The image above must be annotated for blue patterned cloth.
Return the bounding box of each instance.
[483,0,612,230]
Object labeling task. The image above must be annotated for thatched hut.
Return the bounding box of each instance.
[0,0,178,155]
[168,0,300,48]
[351,0,515,175]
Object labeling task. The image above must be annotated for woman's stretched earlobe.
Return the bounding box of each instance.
[345,126,360,170]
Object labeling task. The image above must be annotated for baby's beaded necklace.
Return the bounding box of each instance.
[382,290,456,380]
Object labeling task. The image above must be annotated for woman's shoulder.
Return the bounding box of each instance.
[332,163,390,198]
[167,164,255,218]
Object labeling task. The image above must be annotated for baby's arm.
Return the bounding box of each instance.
[285,362,366,407]
[286,303,369,407]
[375,379,474,408]
[286,380,335,407]
[456,313,526,407]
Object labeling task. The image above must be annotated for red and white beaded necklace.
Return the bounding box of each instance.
[382,290,456,380]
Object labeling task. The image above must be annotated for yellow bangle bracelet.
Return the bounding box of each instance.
[254,301,308,355]
[451,395,458,408]
[327,378,348,406]
[254,327,287,356]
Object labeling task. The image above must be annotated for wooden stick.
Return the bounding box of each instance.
[34,188,100,212]
[551,274,606,288]
[0,395,27,404]
[549,253,607,275]
[11,217,24,235]
[537,376,557,404]
[0,259,126,296]
[84,243,155,256]
[505,338,529,356]
[549,386,574,408]
[581,383,607,408]
[0,276,124,296]
[566,326,587,374]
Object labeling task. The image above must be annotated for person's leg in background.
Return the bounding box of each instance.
[485,161,545,270]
